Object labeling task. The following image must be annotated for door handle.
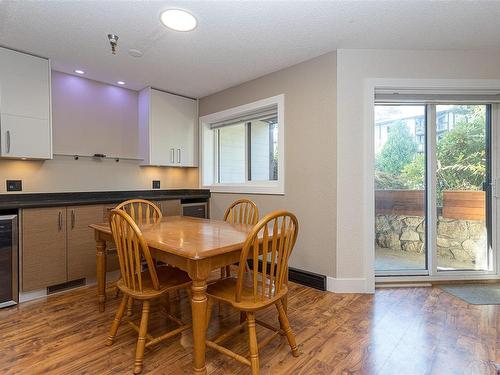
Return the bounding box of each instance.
[6,130,10,153]
[177,149,181,164]
[58,211,62,231]
[71,210,75,229]
[170,148,175,164]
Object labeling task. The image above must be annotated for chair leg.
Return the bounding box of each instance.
[278,296,288,330]
[134,300,150,374]
[247,312,260,375]
[163,293,171,315]
[282,295,288,313]
[126,296,134,316]
[276,301,299,357]
[106,294,128,346]
[217,268,224,315]
[225,265,231,277]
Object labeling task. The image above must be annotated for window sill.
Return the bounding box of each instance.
[203,184,284,195]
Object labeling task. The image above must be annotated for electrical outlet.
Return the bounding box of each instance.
[152,180,160,189]
[6,180,22,192]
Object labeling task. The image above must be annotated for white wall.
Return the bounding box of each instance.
[337,49,500,292]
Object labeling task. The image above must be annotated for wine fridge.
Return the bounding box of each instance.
[0,215,18,308]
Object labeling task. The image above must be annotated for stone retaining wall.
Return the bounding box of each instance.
[375,214,487,265]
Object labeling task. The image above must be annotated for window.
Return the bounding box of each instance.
[200,95,284,194]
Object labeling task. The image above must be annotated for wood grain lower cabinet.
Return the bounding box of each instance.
[67,205,103,280]
[21,199,193,292]
[22,207,67,291]
[159,199,181,216]
[22,204,118,292]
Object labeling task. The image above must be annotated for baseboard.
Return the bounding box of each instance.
[327,277,371,293]
[288,267,326,291]
[247,260,326,291]
[19,270,121,303]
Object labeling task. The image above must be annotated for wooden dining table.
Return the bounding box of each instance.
[89,215,254,374]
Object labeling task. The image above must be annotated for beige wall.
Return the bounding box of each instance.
[0,71,198,193]
[199,52,337,277]
[337,49,500,292]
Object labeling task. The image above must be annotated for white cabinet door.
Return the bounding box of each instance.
[0,48,50,120]
[173,95,197,167]
[146,88,197,167]
[0,114,51,158]
[150,89,177,166]
[0,47,52,159]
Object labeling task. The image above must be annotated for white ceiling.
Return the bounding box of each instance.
[1,1,500,98]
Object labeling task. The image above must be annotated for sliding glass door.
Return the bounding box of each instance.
[434,105,490,271]
[375,103,493,277]
[374,105,427,273]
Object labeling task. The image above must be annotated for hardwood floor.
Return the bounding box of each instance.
[1,280,499,374]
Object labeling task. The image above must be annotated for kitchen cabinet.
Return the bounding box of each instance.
[22,207,67,291]
[0,47,52,159]
[139,87,197,167]
[22,205,117,292]
[160,199,182,216]
[67,205,103,280]
[20,198,201,292]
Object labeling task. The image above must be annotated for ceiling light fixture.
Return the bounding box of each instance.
[160,9,197,32]
[74,69,85,74]
[117,81,126,85]
[108,34,119,54]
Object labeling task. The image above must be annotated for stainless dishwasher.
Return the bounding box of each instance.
[0,215,18,308]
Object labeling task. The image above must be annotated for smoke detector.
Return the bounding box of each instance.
[128,49,143,58]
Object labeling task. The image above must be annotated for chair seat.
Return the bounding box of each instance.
[117,265,191,300]
[207,272,287,311]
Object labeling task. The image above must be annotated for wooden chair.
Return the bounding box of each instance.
[221,199,259,278]
[115,199,162,225]
[205,210,299,375]
[114,199,163,314]
[106,209,191,374]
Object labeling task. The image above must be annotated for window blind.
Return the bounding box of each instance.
[375,88,500,104]
[209,105,278,129]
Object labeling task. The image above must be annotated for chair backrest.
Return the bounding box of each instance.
[115,199,162,225]
[235,210,298,303]
[109,209,160,292]
[223,199,259,225]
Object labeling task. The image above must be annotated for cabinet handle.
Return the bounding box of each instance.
[58,211,62,231]
[177,149,181,164]
[6,130,10,154]
[71,210,75,229]
[170,148,175,164]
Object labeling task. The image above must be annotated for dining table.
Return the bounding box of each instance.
[89,215,254,374]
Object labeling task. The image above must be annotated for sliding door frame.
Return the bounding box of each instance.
[371,85,500,282]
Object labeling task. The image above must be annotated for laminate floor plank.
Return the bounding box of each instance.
[1,281,500,374]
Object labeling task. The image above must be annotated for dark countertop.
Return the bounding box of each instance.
[0,189,210,210]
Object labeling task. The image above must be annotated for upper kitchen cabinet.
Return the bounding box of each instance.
[0,47,52,159]
[139,87,197,167]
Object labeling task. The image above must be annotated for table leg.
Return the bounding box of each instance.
[96,239,107,312]
[191,279,208,374]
